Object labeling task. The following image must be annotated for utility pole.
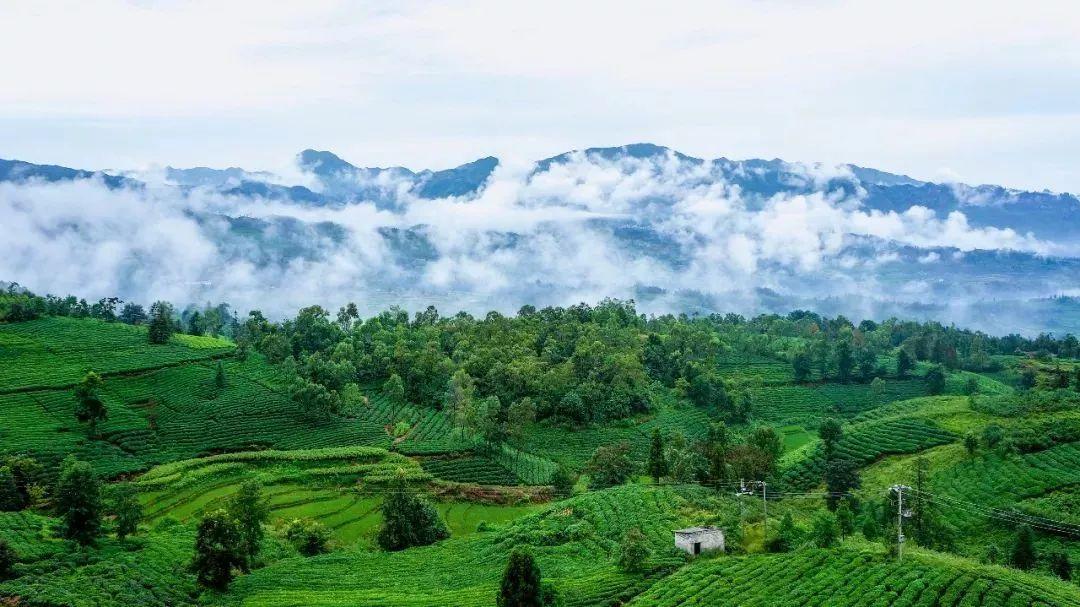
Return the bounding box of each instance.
[890,484,910,561]
[759,481,768,536]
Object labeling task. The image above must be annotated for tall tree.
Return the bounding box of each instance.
[1010,525,1037,570]
[1050,550,1072,581]
[792,350,812,383]
[824,459,860,511]
[226,481,269,568]
[192,509,244,590]
[147,300,175,344]
[0,467,20,511]
[111,484,142,541]
[0,539,14,580]
[214,361,227,390]
[74,371,107,436]
[896,349,913,379]
[378,472,449,551]
[619,528,652,573]
[56,458,102,545]
[818,418,843,460]
[707,421,732,486]
[647,429,669,484]
[497,548,545,607]
[836,501,855,540]
[925,364,946,396]
[835,340,854,383]
[586,442,635,489]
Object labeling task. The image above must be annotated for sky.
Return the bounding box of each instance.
[2,0,1079,192]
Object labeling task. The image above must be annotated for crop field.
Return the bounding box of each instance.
[0,317,232,392]
[781,415,957,491]
[219,485,688,607]
[928,441,1080,531]
[750,380,929,427]
[519,405,711,470]
[629,547,1080,606]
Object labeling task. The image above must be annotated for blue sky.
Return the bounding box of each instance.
[2,0,1079,192]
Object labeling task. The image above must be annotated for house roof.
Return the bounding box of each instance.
[674,526,723,535]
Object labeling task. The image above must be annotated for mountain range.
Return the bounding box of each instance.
[2,144,1079,335]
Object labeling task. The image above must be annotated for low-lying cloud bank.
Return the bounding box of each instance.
[2,150,1075,334]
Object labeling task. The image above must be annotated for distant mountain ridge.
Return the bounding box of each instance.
[4,143,1080,334]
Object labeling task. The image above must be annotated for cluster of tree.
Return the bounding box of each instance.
[191,481,269,589]
[0,285,238,341]
[377,472,450,551]
[0,454,46,512]
[593,422,784,491]
[497,548,559,607]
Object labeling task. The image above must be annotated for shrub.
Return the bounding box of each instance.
[284,518,331,556]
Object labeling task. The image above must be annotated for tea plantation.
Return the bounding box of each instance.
[3,310,1080,606]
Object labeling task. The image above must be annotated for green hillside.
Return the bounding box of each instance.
[2,301,1080,606]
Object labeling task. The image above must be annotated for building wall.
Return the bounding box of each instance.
[674,531,725,554]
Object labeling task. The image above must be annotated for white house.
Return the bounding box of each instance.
[673,526,725,555]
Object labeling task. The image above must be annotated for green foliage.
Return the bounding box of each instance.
[284,518,332,556]
[497,548,545,607]
[835,502,855,539]
[586,442,635,489]
[56,458,102,545]
[550,464,576,499]
[73,370,107,434]
[110,483,142,540]
[964,431,978,456]
[818,417,842,459]
[377,474,449,551]
[1050,550,1072,581]
[0,467,20,511]
[647,429,668,483]
[192,509,245,590]
[148,300,176,344]
[226,480,269,566]
[215,361,227,390]
[768,512,802,552]
[1010,525,1037,570]
[925,364,947,395]
[0,539,14,580]
[619,527,652,573]
[811,511,840,548]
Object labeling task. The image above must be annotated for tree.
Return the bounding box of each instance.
[550,464,576,499]
[506,397,536,444]
[214,361,227,390]
[259,333,290,364]
[498,548,544,607]
[925,364,946,395]
[647,429,668,484]
[74,371,107,435]
[1010,525,1037,570]
[818,418,843,460]
[384,373,406,408]
[769,512,801,552]
[56,458,102,545]
[812,511,840,548]
[1050,550,1072,581]
[748,426,783,474]
[111,484,142,541]
[835,340,854,383]
[586,442,635,489]
[619,527,652,573]
[897,349,913,378]
[704,422,732,486]
[836,501,855,540]
[0,467,20,511]
[378,472,449,551]
[982,424,1004,450]
[964,376,979,396]
[118,302,147,325]
[148,300,175,344]
[824,459,860,511]
[963,431,978,456]
[870,377,886,405]
[290,378,340,420]
[0,540,14,580]
[226,480,269,567]
[792,350,812,383]
[284,518,331,556]
[192,509,244,590]
[557,391,587,424]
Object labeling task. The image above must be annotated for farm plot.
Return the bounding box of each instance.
[750,380,928,428]
[218,485,688,607]
[929,441,1080,532]
[781,416,956,491]
[628,547,1080,606]
[0,316,232,392]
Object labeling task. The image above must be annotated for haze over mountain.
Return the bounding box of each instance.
[3,144,1079,335]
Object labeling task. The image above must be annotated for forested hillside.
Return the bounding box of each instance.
[2,287,1079,606]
